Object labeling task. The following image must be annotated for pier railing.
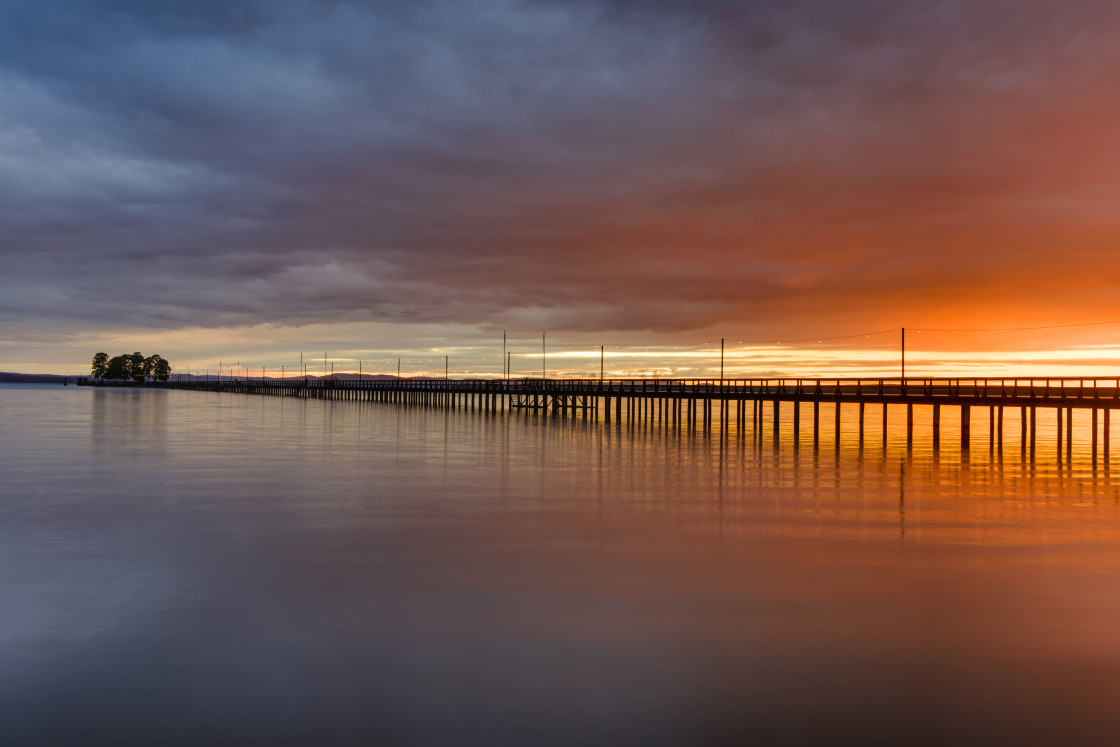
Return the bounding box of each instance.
[90,375,1120,406]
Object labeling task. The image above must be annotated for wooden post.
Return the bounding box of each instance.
[1057,407,1063,457]
[997,406,1004,452]
[882,403,888,448]
[773,400,780,446]
[1066,407,1073,462]
[989,406,995,453]
[858,402,865,447]
[961,405,971,451]
[813,401,820,448]
[793,401,800,447]
[933,403,941,451]
[1105,409,1111,464]
[1030,407,1036,458]
[906,403,914,449]
[1093,408,1099,465]
[834,401,841,450]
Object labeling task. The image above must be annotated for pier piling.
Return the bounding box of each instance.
[89,375,1120,467]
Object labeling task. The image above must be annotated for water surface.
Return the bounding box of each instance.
[3,385,1120,745]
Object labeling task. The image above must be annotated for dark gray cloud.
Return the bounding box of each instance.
[3,0,1120,346]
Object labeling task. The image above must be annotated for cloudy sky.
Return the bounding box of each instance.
[4,0,1120,377]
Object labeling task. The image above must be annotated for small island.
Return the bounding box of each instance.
[91,351,172,382]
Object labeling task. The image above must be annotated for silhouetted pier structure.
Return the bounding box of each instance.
[84,376,1120,462]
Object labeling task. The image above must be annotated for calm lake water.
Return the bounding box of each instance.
[4,384,1120,745]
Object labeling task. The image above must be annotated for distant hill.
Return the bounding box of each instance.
[174,374,431,381]
[1,372,438,384]
[0,372,73,384]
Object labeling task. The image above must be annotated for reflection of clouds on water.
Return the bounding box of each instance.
[6,389,1120,743]
[0,521,192,745]
[0,536,181,656]
[92,389,168,458]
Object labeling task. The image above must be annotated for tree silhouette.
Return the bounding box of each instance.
[104,355,129,380]
[146,354,171,381]
[91,352,109,378]
[128,352,146,382]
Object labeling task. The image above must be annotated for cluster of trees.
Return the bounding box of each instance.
[91,352,172,382]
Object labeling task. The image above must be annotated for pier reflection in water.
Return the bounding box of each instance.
[2,386,1120,745]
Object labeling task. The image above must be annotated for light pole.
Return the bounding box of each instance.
[901,327,906,380]
[542,332,546,379]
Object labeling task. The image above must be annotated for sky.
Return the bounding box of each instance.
[3,0,1120,378]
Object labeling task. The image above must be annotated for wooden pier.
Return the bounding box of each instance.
[84,376,1120,461]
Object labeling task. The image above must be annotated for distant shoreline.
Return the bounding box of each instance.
[0,372,433,384]
[0,372,72,384]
